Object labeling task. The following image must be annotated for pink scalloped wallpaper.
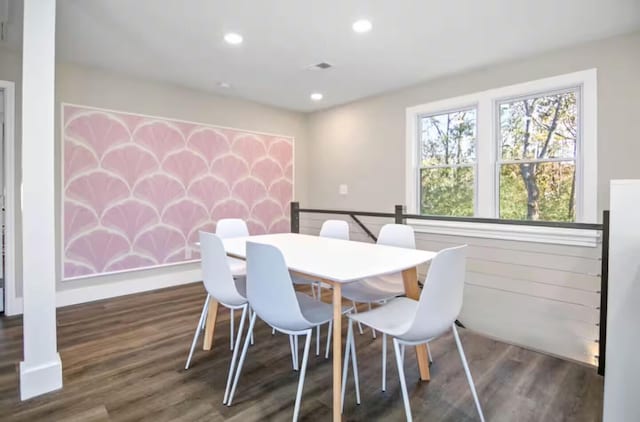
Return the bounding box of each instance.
[62,104,293,279]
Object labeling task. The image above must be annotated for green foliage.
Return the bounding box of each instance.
[421,167,474,216]
[499,91,577,221]
[499,163,576,222]
[420,110,476,216]
[419,90,578,222]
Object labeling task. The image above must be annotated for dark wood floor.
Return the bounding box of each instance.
[0,283,603,421]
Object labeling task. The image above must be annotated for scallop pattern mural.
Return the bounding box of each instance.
[62,104,293,279]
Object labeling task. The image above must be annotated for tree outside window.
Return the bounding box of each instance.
[498,90,578,222]
[408,70,595,225]
[419,108,476,216]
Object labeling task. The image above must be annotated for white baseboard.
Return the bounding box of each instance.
[20,353,63,400]
[8,268,202,315]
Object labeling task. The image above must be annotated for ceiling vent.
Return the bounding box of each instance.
[307,62,333,71]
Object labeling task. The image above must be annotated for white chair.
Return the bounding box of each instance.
[216,218,249,276]
[341,245,485,422]
[319,219,350,239]
[216,218,250,350]
[292,220,350,357]
[227,242,350,421]
[341,224,414,338]
[184,231,251,406]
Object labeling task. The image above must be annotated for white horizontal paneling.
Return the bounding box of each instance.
[461,285,599,365]
[467,259,601,292]
[298,212,603,365]
[416,238,601,274]
[467,272,600,307]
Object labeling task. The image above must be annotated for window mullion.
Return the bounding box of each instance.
[475,95,495,218]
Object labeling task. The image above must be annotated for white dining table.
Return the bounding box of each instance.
[202,233,436,421]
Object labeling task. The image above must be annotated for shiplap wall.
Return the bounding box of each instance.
[300,213,602,366]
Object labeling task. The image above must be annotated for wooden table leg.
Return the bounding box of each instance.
[332,283,342,422]
[203,297,219,351]
[401,267,431,381]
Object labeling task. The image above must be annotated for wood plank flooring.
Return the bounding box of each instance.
[0,283,603,421]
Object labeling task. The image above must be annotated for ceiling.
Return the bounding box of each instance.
[10,1,640,111]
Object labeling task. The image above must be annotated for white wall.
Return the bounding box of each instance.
[603,180,640,421]
[0,46,310,310]
[306,31,640,216]
[0,46,24,310]
[301,32,640,365]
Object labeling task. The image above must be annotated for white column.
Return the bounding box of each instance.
[603,180,640,421]
[19,0,62,400]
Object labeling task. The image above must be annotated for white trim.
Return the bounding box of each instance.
[19,354,63,400]
[9,266,202,314]
[20,0,61,401]
[57,267,202,308]
[406,69,598,225]
[0,80,18,316]
[406,94,480,215]
[61,102,295,139]
[579,70,598,223]
[610,179,640,186]
[61,258,200,282]
[405,107,419,214]
[408,219,600,248]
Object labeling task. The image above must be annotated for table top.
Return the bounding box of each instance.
[222,233,436,283]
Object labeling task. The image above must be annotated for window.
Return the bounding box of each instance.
[419,108,476,217]
[406,69,597,228]
[498,90,578,222]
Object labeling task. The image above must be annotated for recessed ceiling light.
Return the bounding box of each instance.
[310,93,323,101]
[224,32,243,45]
[218,82,232,89]
[352,19,372,33]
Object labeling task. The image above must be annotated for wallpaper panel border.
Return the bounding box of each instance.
[60,102,295,281]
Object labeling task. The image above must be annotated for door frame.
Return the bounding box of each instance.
[0,80,17,315]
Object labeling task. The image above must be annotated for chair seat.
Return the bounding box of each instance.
[341,274,405,303]
[228,257,246,276]
[349,297,417,337]
[296,293,351,326]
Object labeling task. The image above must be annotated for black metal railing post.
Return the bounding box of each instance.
[597,210,610,376]
[290,201,300,233]
[395,204,406,224]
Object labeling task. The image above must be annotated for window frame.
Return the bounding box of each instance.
[417,106,478,217]
[405,69,598,246]
[494,86,582,221]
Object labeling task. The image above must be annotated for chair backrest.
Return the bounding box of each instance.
[199,231,247,306]
[400,245,467,341]
[216,218,249,239]
[319,220,350,240]
[246,242,312,332]
[377,224,415,249]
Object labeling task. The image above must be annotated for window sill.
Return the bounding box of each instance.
[407,219,600,247]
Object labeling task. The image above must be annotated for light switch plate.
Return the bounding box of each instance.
[339,184,348,195]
